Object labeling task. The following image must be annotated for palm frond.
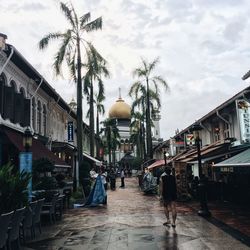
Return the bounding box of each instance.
[83,17,102,32]
[80,12,91,27]
[148,57,159,73]
[152,76,169,90]
[97,78,105,101]
[52,30,72,75]
[67,48,77,82]
[38,32,64,50]
[60,2,76,28]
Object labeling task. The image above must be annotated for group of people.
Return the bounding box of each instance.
[88,164,177,227]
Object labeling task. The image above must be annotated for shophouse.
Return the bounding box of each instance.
[166,85,250,203]
[0,34,100,179]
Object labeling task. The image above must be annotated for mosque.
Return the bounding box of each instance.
[108,91,132,164]
[107,89,162,165]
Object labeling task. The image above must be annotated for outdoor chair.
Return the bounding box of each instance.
[20,206,33,242]
[32,198,45,237]
[55,196,64,220]
[29,200,37,216]
[0,211,14,250]
[41,195,57,224]
[8,207,25,250]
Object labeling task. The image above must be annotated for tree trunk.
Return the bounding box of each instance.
[108,127,112,165]
[96,111,100,158]
[89,78,95,157]
[146,78,153,159]
[76,37,83,166]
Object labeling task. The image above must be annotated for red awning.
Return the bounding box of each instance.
[148,159,166,170]
[4,128,69,167]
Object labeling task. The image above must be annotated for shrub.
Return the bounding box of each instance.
[0,163,31,213]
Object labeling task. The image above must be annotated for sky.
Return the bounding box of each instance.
[1,0,250,140]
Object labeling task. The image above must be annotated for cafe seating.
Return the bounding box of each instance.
[41,195,57,224]
[32,198,45,236]
[8,207,25,250]
[0,211,14,250]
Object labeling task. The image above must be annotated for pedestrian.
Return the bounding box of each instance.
[120,168,125,188]
[109,168,116,190]
[160,167,177,227]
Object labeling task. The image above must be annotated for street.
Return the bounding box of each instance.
[25,178,249,250]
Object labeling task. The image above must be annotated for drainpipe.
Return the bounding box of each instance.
[30,78,43,99]
[0,45,14,75]
[216,110,230,125]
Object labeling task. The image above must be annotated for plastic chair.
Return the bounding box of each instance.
[0,211,14,250]
[8,207,25,250]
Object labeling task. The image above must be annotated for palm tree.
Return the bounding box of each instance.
[38,1,102,169]
[130,57,169,159]
[129,87,161,161]
[86,93,105,159]
[83,43,110,157]
[130,111,145,159]
[100,118,120,166]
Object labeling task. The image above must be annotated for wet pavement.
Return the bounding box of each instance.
[24,178,250,250]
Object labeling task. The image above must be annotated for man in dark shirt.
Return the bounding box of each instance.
[160,167,177,227]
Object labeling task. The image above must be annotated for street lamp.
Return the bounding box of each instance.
[164,151,167,166]
[23,127,33,152]
[190,123,211,217]
[163,151,170,166]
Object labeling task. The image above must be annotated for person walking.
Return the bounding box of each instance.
[120,168,125,188]
[160,167,177,227]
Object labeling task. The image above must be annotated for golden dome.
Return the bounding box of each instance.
[109,97,131,119]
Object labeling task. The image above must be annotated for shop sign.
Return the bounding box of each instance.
[67,121,74,142]
[237,99,250,143]
[186,134,195,145]
[220,167,234,173]
[19,152,32,201]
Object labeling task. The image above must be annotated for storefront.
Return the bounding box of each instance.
[213,148,250,204]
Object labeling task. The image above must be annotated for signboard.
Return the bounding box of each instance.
[19,152,32,201]
[67,121,74,142]
[186,134,195,145]
[237,99,250,143]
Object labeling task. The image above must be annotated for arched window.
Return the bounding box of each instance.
[9,80,16,122]
[37,100,42,134]
[43,104,47,136]
[0,73,7,116]
[32,98,36,130]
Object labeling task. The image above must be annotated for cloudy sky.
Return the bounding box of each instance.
[1,0,250,139]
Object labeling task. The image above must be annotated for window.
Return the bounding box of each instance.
[223,122,230,139]
[213,123,220,142]
[43,104,47,136]
[37,100,42,134]
[0,73,6,115]
[32,98,36,130]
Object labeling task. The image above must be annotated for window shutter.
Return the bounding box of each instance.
[3,86,14,121]
[23,98,31,127]
[14,93,23,124]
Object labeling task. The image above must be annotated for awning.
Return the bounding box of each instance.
[214,148,250,167]
[148,159,166,170]
[83,152,102,166]
[174,142,231,163]
[4,128,70,167]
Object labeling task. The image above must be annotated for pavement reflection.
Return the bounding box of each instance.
[25,178,249,250]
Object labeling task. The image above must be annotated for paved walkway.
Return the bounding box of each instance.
[25,178,249,250]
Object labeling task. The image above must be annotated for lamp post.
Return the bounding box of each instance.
[190,123,211,217]
[23,127,33,152]
[164,151,167,166]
